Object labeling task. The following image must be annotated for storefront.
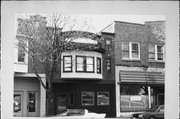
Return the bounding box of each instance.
[118,70,164,112]
[13,74,46,117]
[52,80,116,117]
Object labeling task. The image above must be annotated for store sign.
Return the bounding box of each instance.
[130,96,141,101]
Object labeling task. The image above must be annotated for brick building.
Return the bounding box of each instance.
[13,15,165,117]
[51,31,116,117]
[101,21,165,117]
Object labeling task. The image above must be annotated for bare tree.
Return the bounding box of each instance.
[16,14,103,115]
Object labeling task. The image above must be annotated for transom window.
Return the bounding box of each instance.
[122,42,140,60]
[148,45,164,61]
[63,56,72,72]
[76,56,94,72]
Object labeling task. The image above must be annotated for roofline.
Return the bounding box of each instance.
[100,22,114,33]
[114,20,145,26]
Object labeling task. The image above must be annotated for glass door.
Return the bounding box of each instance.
[27,91,38,117]
[57,93,67,114]
[14,91,23,117]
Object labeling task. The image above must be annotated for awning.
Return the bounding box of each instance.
[118,70,164,85]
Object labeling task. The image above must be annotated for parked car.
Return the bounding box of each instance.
[47,109,106,118]
[132,105,164,119]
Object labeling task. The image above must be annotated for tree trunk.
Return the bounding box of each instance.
[46,90,55,116]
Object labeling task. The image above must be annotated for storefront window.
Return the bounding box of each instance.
[81,92,94,106]
[97,92,109,105]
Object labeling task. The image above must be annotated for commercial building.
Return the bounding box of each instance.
[101,21,165,117]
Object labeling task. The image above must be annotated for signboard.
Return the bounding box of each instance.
[130,96,141,101]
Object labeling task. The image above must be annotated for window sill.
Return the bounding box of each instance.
[148,60,165,63]
[121,59,141,62]
[63,71,73,73]
[15,62,28,65]
[76,71,95,73]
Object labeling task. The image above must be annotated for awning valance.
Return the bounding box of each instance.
[118,70,164,85]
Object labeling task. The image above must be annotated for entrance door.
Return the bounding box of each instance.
[14,91,23,117]
[27,91,38,117]
[57,93,67,114]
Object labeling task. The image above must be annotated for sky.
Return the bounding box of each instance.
[16,13,166,33]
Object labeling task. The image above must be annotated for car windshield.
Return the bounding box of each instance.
[146,106,159,112]
[67,109,85,116]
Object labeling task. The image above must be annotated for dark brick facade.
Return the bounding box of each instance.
[102,21,165,76]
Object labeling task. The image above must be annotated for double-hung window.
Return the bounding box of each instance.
[107,58,111,72]
[63,56,72,72]
[76,56,94,72]
[122,42,140,60]
[17,42,26,63]
[97,57,101,74]
[148,45,164,61]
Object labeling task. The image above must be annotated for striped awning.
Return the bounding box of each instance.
[118,70,164,85]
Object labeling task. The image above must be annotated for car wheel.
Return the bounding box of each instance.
[149,116,156,119]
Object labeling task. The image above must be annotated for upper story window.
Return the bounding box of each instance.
[63,56,72,72]
[148,45,164,61]
[122,42,140,60]
[107,58,111,72]
[18,42,26,63]
[106,39,111,45]
[76,56,94,72]
[97,57,101,74]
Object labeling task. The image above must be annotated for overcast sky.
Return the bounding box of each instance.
[16,13,165,33]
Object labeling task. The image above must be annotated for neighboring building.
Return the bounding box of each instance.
[13,15,46,117]
[101,21,165,117]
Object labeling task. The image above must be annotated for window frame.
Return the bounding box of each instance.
[76,56,94,73]
[156,45,164,61]
[105,39,111,45]
[81,91,95,106]
[107,58,111,72]
[97,57,102,74]
[122,42,140,60]
[148,44,164,61]
[17,42,26,63]
[63,55,73,72]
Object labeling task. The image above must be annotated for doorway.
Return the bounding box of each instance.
[27,91,39,117]
[14,91,39,117]
[157,93,164,105]
[14,91,23,117]
[57,93,67,114]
